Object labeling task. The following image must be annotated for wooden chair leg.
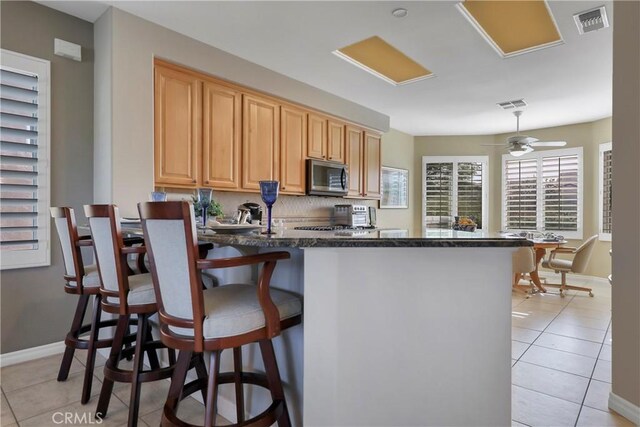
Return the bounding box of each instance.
[233,347,245,423]
[204,350,221,427]
[128,313,148,427]
[144,321,161,370]
[259,340,291,427]
[58,294,90,382]
[164,350,191,415]
[194,353,209,402]
[81,295,102,404]
[96,315,130,419]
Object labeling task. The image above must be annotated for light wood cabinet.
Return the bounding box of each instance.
[307,113,327,160]
[363,132,382,199]
[327,120,345,163]
[202,81,241,189]
[154,64,200,187]
[346,126,363,197]
[280,106,307,194]
[242,94,280,191]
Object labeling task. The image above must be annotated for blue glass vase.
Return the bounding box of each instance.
[197,188,213,228]
[259,180,279,235]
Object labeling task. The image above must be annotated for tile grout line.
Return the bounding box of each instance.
[2,387,19,425]
[572,320,612,427]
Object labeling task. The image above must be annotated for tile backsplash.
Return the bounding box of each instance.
[166,189,377,225]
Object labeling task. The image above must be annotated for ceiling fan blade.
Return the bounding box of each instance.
[529,141,567,147]
[507,135,538,145]
[481,143,509,146]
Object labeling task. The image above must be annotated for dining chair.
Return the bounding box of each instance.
[542,235,599,296]
[84,204,177,426]
[512,247,536,296]
[138,201,302,427]
[50,207,121,404]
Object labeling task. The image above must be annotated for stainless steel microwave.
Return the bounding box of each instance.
[306,159,348,196]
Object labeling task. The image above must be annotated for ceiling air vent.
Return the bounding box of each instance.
[573,6,609,35]
[497,99,527,110]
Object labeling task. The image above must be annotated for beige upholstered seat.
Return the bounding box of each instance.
[67,264,101,288]
[103,272,156,306]
[541,235,598,296]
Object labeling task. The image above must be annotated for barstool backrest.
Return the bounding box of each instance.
[50,207,86,292]
[84,204,132,312]
[138,201,204,344]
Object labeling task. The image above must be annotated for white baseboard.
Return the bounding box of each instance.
[609,392,640,425]
[0,341,65,368]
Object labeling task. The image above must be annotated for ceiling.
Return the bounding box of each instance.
[38,1,613,136]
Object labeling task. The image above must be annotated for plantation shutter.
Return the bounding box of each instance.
[542,154,579,231]
[504,158,538,230]
[457,162,484,229]
[601,148,612,234]
[1,50,50,270]
[425,162,453,228]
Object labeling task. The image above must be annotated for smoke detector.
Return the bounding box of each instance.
[497,99,527,110]
[573,6,609,35]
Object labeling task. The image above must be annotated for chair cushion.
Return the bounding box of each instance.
[201,284,302,339]
[542,258,573,271]
[105,273,156,306]
[68,264,101,288]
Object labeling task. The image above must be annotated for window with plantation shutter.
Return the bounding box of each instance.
[423,156,488,230]
[502,147,583,239]
[1,50,50,270]
[598,142,612,241]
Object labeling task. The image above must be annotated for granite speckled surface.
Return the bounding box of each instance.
[191,228,533,248]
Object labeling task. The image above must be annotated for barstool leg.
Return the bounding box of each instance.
[96,315,130,419]
[164,350,191,415]
[81,294,102,404]
[128,313,148,427]
[233,347,245,423]
[204,350,221,427]
[58,294,90,382]
[259,340,291,427]
[144,321,161,370]
[194,353,209,402]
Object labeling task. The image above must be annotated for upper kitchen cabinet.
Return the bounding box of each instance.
[280,105,307,195]
[327,120,345,163]
[202,81,241,189]
[242,94,280,191]
[307,113,327,160]
[345,125,363,197]
[363,131,382,199]
[154,64,200,187]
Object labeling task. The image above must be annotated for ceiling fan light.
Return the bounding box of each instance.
[509,145,534,157]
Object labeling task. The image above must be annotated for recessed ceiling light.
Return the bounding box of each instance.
[333,36,433,86]
[392,8,408,18]
[457,0,563,58]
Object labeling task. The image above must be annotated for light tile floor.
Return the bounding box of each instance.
[0,274,634,427]
[511,274,634,427]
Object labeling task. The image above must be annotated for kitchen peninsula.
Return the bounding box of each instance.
[196,229,531,426]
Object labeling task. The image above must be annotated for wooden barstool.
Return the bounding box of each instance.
[138,201,302,427]
[84,204,178,426]
[50,207,124,404]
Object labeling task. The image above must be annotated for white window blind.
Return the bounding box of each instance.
[502,147,583,239]
[1,49,50,270]
[599,142,612,240]
[423,156,488,230]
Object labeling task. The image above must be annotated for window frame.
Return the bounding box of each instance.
[422,155,489,231]
[1,49,51,270]
[501,147,584,239]
[598,142,612,242]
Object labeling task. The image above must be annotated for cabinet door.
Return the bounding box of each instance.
[345,126,363,197]
[363,132,382,199]
[327,120,345,163]
[307,114,327,160]
[242,94,280,191]
[154,65,200,187]
[280,106,307,194]
[202,82,241,189]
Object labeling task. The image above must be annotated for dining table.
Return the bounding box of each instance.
[528,239,568,292]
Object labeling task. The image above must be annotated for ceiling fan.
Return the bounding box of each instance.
[485,111,567,156]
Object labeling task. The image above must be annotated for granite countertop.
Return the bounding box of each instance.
[189,228,533,248]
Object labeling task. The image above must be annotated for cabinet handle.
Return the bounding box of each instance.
[282,186,286,190]
[205,180,209,184]
[192,180,196,183]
